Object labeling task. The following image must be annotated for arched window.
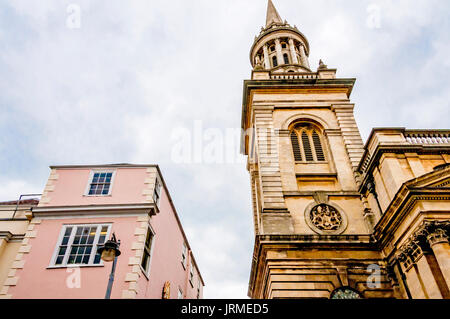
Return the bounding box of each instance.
[290,124,326,162]
[283,53,290,64]
[272,56,278,67]
[330,287,362,299]
[281,42,287,49]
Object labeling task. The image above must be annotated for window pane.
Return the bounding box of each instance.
[58,247,67,255]
[68,255,75,264]
[141,252,149,271]
[55,256,64,265]
[94,254,101,264]
[64,227,73,236]
[145,230,152,249]
[62,236,70,245]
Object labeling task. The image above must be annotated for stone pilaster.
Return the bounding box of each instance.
[331,104,365,184]
[142,168,158,204]
[254,106,293,234]
[0,219,41,299]
[39,170,59,205]
[121,215,150,299]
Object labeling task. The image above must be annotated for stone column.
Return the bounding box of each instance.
[299,44,310,69]
[288,38,299,64]
[427,229,450,289]
[263,44,270,70]
[274,38,283,66]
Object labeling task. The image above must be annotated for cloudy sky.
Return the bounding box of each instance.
[0,0,449,298]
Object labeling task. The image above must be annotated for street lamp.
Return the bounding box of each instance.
[97,233,121,299]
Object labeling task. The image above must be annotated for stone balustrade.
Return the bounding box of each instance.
[270,73,318,80]
[405,131,450,145]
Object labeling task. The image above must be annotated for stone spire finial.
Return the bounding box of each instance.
[266,0,283,27]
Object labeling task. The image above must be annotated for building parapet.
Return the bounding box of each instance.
[359,128,450,175]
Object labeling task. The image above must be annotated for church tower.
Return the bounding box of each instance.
[241,1,399,299]
[242,1,450,300]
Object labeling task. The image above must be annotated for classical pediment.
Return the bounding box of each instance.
[406,164,450,189]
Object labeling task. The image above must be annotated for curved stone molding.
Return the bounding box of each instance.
[282,113,331,131]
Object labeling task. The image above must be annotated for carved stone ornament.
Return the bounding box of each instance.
[427,228,449,247]
[305,203,348,235]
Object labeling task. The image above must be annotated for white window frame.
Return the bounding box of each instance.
[189,262,194,287]
[84,170,116,197]
[197,279,202,299]
[181,242,187,269]
[140,224,156,277]
[49,223,112,268]
[153,177,162,207]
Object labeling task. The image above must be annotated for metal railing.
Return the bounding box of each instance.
[11,194,42,219]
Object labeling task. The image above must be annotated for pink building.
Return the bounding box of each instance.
[0,164,204,299]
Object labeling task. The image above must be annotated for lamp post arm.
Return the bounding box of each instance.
[105,256,118,299]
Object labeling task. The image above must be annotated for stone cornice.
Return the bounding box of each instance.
[247,233,376,298]
[394,220,450,267]
[0,231,24,243]
[359,144,450,193]
[0,231,13,241]
[373,187,450,251]
[32,203,157,218]
[283,191,361,197]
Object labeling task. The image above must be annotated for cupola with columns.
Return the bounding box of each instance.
[251,0,313,74]
[250,0,336,80]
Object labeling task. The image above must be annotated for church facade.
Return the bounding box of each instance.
[241,1,450,299]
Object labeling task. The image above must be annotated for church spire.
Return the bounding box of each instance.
[266,0,283,27]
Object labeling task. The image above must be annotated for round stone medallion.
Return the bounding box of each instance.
[305,203,348,235]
